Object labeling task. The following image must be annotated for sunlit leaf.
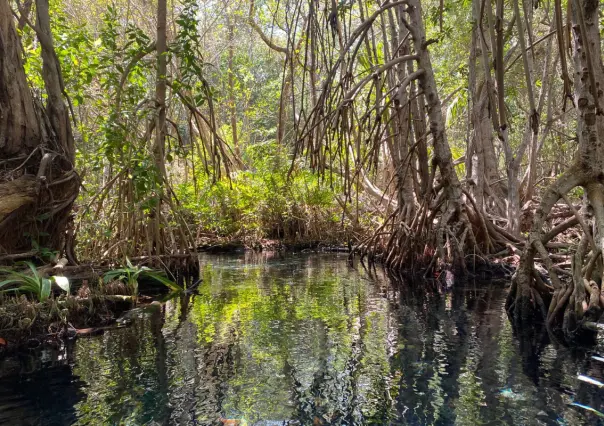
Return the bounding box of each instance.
[51,276,71,294]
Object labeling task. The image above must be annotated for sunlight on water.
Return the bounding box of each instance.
[1,253,604,425]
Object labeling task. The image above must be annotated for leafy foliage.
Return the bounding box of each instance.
[0,262,70,302]
[176,140,344,241]
[103,259,182,294]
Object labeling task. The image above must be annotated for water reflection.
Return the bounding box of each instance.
[0,253,603,425]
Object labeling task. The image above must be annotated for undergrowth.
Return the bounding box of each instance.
[175,141,354,245]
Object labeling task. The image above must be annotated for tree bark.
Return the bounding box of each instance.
[508,0,604,343]
[152,0,168,255]
[406,0,478,269]
[386,6,415,222]
[0,0,41,157]
[36,0,74,163]
[468,0,501,211]
[0,0,78,257]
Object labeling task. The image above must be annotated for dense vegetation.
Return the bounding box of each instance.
[2,0,604,345]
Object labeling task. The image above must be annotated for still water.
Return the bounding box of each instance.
[1,253,604,425]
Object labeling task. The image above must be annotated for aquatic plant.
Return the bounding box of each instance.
[103,259,182,295]
[0,262,70,302]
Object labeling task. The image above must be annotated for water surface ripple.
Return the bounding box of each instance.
[1,253,603,425]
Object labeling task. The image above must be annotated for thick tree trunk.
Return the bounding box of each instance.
[0,0,78,258]
[384,6,415,222]
[508,0,604,343]
[468,6,500,213]
[469,0,500,207]
[367,0,485,273]
[354,0,500,273]
[36,0,74,162]
[409,78,430,197]
[408,0,477,269]
[0,0,41,157]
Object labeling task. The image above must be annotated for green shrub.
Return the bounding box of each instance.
[176,140,345,242]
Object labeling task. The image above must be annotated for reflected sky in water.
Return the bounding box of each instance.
[1,253,604,425]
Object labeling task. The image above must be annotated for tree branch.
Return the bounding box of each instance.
[248,0,289,55]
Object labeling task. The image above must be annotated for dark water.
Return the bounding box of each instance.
[1,253,604,425]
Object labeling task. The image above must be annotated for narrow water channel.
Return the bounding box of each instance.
[1,253,603,425]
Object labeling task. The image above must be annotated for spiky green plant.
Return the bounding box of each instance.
[0,262,70,302]
[102,258,182,295]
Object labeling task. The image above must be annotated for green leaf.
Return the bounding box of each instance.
[0,279,22,289]
[40,278,51,302]
[0,288,26,294]
[103,271,122,283]
[21,261,39,278]
[142,271,183,292]
[51,276,70,294]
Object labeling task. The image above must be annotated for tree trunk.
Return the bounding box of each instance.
[508,0,604,343]
[468,0,501,212]
[151,0,168,255]
[409,78,430,197]
[0,0,41,157]
[382,7,415,223]
[352,0,498,272]
[407,0,477,269]
[0,0,78,258]
[227,15,239,158]
[468,22,488,210]
[523,21,555,201]
[36,0,74,162]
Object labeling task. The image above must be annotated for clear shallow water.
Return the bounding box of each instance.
[1,253,604,425]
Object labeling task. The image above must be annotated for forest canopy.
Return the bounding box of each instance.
[1,0,604,342]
